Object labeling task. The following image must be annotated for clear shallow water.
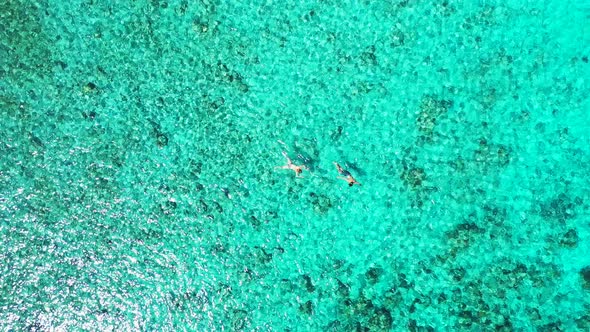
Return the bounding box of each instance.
[1,0,589,330]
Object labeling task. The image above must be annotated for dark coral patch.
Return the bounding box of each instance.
[580,266,590,289]
[559,229,579,248]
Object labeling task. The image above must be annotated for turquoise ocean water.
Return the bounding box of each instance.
[1,0,590,330]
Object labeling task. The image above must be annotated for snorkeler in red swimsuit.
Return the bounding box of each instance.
[276,151,308,178]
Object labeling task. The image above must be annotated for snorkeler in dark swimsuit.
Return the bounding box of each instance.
[333,162,361,186]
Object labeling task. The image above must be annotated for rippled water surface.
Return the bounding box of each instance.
[1,0,589,330]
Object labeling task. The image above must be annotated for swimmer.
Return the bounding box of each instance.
[333,162,361,187]
[276,151,308,178]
